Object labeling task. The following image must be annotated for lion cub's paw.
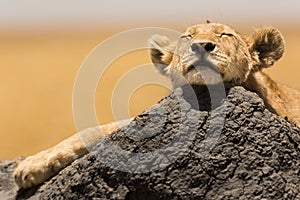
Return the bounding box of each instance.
[14,150,65,189]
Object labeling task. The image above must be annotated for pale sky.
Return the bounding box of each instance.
[0,0,299,29]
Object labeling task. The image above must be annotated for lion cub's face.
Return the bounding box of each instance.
[150,22,285,87]
[172,23,251,85]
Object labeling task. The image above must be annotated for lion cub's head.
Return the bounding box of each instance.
[150,22,284,87]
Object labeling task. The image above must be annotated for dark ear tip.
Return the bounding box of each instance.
[256,27,285,44]
[266,28,284,41]
[249,27,285,69]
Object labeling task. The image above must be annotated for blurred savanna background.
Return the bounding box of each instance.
[0,0,300,160]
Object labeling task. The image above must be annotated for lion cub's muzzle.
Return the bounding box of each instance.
[188,41,217,65]
[184,41,218,73]
[190,42,216,54]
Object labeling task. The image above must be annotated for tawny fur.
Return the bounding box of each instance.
[14,22,300,189]
[150,23,300,125]
[14,120,132,189]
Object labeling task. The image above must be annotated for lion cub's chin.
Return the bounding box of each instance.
[170,66,224,88]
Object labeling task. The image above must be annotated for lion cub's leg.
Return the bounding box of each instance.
[14,119,132,189]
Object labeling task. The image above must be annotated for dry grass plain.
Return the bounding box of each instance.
[0,27,299,160]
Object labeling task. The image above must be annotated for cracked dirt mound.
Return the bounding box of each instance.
[1,86,300,200]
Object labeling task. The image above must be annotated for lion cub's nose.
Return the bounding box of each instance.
[191,42,216,53]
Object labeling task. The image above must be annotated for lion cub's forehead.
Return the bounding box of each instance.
[184,23,237,36]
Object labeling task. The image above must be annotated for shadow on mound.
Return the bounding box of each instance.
[1,86,300,200]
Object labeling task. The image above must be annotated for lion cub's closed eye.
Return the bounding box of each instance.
[219,33,234,38]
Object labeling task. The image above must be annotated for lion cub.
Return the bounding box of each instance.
[14,22,300,189]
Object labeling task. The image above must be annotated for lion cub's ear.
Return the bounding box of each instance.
[149,35,176,76]
[248,28,285,71]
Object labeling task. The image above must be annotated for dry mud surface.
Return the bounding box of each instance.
[1,86,300,200]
